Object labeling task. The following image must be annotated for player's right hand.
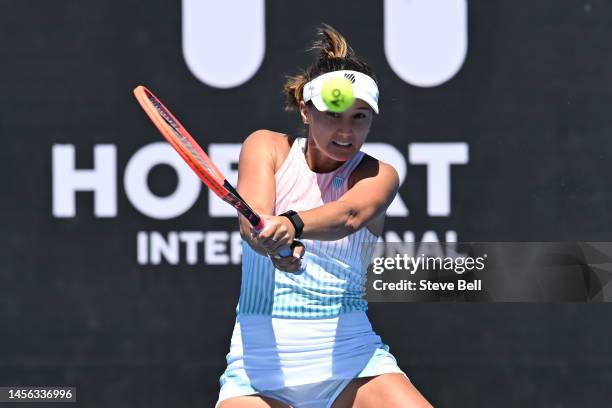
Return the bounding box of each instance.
[251,215,296,255]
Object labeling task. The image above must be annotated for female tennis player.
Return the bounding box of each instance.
[217,25,432,408]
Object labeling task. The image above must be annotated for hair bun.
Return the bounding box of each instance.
[309,23,355,59]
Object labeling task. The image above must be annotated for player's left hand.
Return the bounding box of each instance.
[269,241,305,273]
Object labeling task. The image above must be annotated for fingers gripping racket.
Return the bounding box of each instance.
[133,85,292,257]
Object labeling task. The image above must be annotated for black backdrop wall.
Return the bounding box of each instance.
[1,1,612,406]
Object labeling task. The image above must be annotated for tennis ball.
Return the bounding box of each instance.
[321,77,355,113]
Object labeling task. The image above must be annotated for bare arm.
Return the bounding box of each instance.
[236,130,301,262]
[298,157,399,241]
[236,130,279,256]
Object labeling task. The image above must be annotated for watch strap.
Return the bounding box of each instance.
[280,210,304,239]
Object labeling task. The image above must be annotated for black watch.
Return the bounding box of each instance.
[279,210,304,239]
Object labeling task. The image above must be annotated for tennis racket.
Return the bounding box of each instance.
[133,85,291,257]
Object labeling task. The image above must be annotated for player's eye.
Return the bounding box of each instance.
[326,112,342,119]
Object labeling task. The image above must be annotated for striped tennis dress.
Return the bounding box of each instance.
[218,137,404,404]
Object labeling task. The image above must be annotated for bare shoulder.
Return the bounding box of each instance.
[242,129,294,172]
[242,129,288,150]
[348,154,400,189]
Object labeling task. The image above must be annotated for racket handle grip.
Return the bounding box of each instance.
[278,246,293,257]
[255,220,293,258]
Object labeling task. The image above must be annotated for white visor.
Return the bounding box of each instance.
[302,70,379,114]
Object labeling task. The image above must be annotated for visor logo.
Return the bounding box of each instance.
[344,73,356,83]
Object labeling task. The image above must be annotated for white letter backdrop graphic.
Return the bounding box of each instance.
[183,0,466,88]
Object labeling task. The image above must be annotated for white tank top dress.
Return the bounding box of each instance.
[217,137,405,408]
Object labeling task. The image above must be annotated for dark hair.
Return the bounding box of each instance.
[283,24,377,112]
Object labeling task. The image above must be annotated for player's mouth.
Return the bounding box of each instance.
[332,141,352,148]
